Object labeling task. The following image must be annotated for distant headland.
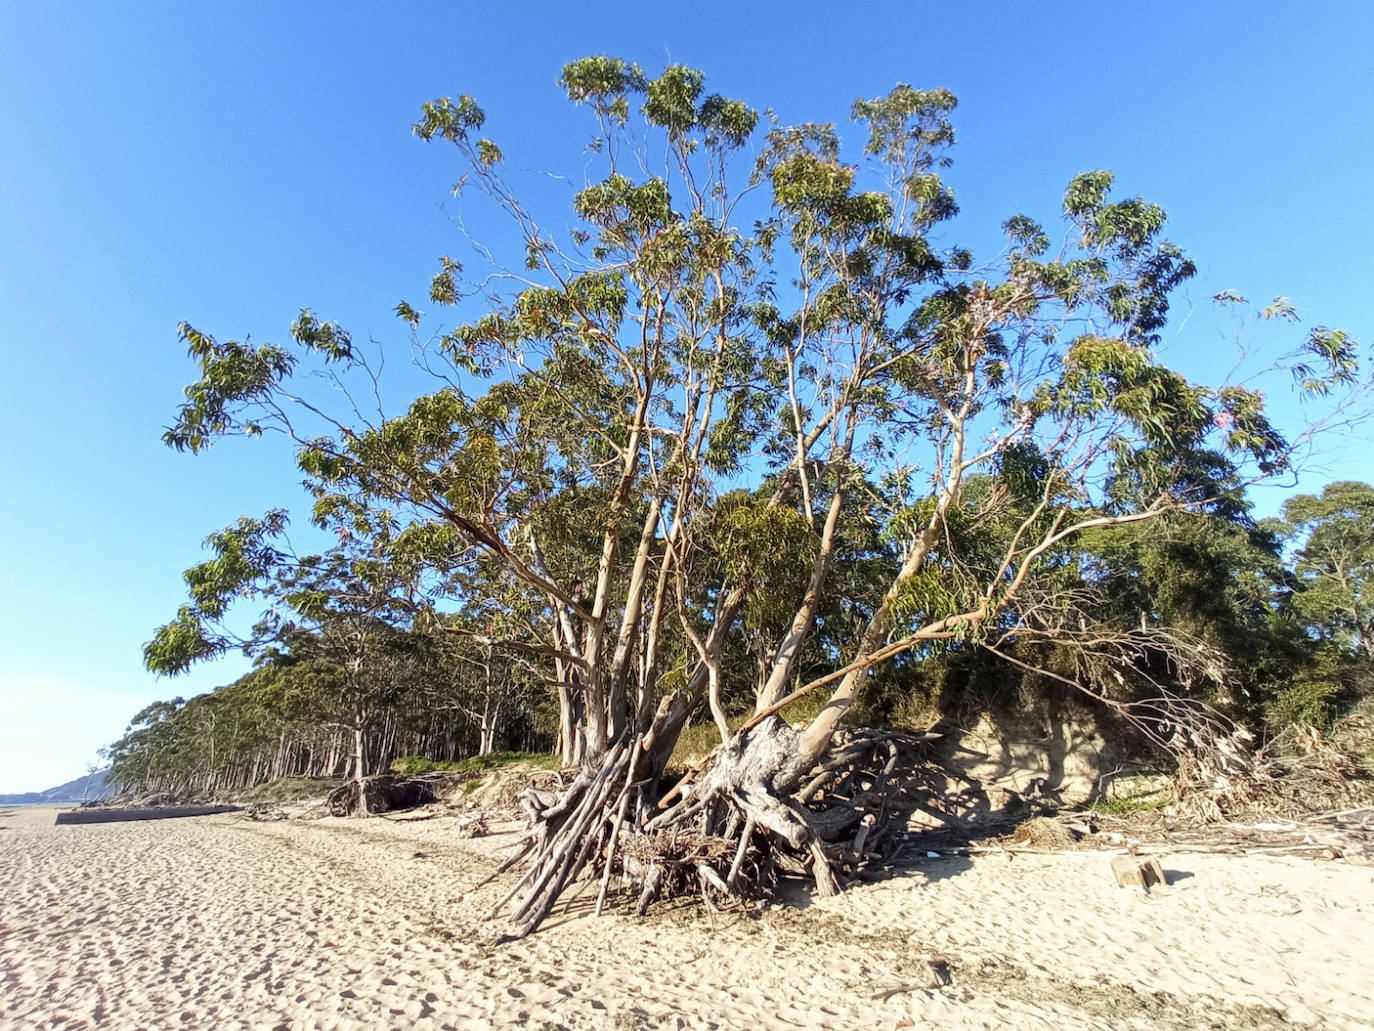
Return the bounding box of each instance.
[0,769,109,806]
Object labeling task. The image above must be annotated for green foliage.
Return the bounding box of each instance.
[1063,170,1115,217]
[1265,648,1370,731]
[643,65,705,137]
[164,325,295,453]
[390,752,559,776]
[697,94,758,149]
[143,605,229,676]
[1294,329,1358,395]
[411,95,486,143]
[1084,783,1172,815]
[1279,481,1374,660]
[559,56,645,122]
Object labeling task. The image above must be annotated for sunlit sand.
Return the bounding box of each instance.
[3,805,1371,1029]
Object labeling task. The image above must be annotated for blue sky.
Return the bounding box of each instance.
[1,1,1371,792]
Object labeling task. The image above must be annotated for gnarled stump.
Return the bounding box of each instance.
[327,774,436,816]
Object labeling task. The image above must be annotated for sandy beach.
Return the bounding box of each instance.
[2,804,1372,1030]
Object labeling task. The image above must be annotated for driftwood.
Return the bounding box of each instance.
[452,813,489,838]
[1111,854,1166,890]
[1174,727,1374,822]
[963,806,1374,867]
[1082,807,1374,865]
[481,713,1373,938]
[243,803,289,821]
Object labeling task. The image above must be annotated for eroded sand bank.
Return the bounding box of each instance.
[2,804,1372,1030]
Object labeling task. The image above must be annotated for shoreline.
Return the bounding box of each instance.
[2,804,1372,1029]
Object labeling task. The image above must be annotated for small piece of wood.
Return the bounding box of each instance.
[1111,854,1166,890]
[635,864,665,915]
[726,816,755,888]
[594,775,635,917]
[852,812,876,855]
[696,862,729,894]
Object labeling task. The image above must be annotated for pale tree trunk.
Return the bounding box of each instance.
[605,496,665,741]
[755,450,851,711]
[532,532,586,767]
[479,691,499,756]
[352,720,367,816]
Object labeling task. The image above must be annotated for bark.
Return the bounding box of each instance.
[755,467,850,711]
[643,586,746,777]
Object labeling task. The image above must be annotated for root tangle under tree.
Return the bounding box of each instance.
[490,720,945,938]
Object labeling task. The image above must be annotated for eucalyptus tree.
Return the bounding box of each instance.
[1243,480,1374,727]
[1280,481,1374,657]
[108,666,314,795]
[103,697,186,794]
[158,57,1365,931]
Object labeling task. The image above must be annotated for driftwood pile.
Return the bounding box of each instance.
[1171,719,1374,823]
[243,802,290,821]
[1111,808,1374,864]
[1244,741,1374,819]
[948,805,1374,871]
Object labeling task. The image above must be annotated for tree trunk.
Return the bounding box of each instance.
[557,680,578,766]
[479,696,496,756]
[352,721,368,816]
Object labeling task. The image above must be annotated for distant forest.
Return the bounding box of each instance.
[105,478,1374,796]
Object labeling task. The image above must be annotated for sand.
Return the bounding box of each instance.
[2,803,1372,1030]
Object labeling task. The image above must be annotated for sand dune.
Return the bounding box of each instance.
[2,803,1371,1030]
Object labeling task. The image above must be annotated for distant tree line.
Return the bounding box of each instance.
[104,636,548,797]
[107,477,1374,796]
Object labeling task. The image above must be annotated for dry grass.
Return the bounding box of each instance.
[230,777,343,804]
[1011,816,1076,850]
[463,763,566,809]
[1332,698,1374,773]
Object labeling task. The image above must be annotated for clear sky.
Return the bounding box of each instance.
[1,1,1371,792]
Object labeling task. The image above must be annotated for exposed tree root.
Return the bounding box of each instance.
[491,719,946,938]
[327,774,436,816]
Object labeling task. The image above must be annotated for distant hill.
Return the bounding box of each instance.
[0,768,110,806]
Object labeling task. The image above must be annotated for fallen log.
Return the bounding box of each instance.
[55,804,242,825]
